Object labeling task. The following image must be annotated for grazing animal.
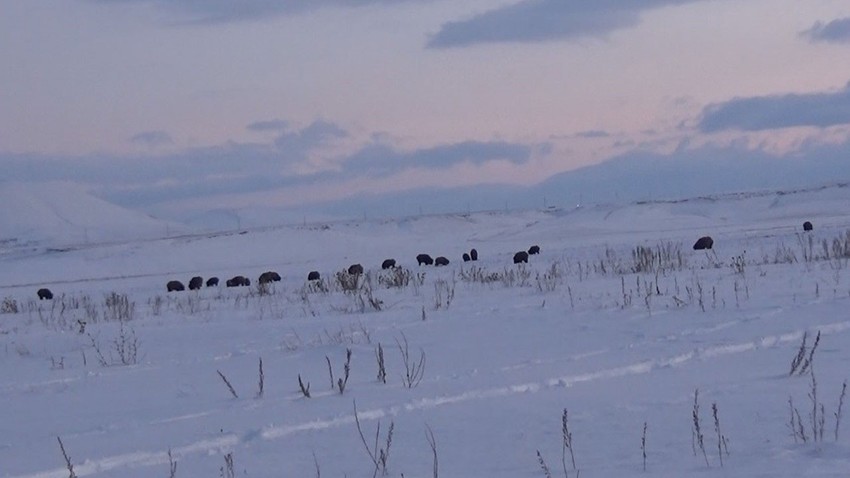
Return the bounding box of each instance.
[259,271,281,284]
[381,259,396,269]
[348,263,364,275]
[693,236,714,250]
[435,256,450,266]
[803,221,813,232]
[462,253,471,262]
[308,271,321,281]
[416,254,434,266]
[188,276,203,290]
[470,248,478,261]
[513,251,529,264]
[167,280,185,292]
[528,245,540,255]
[226,276,250,287]
[37,288,53,300]
[206,277,219,287]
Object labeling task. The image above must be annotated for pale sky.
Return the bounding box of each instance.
[2,0,850,218]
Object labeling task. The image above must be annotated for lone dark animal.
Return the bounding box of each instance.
[206,277,219,287]
[470,248,478,261]
[528,245,540,255]
[803,221,813,232]
[167,280,185,292]
[259,271,281,284]
[693,236,714,250]
[416,254,434,266]
[381,259,396,270]
[348,264,364,275]
[513,251,529,264]
[307,271,321,281]
[462,253,471,262]
[37,288,53,300]
[188,276,203,290]
[435,256,450,266]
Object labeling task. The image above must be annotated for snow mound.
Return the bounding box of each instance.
[0,182,180,247]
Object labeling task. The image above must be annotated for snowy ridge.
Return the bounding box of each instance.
[0,182,181,248]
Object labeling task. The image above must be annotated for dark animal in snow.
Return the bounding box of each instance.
[348,263,364,275]
[435,256,450,266]
[37,288,53,300]
[307,271,321,281]
[416,254,434,266]
[462,253,471,262]
[259,271,281,284]
[188,276,203,290]
[693,236,714,250]
[513,251,529,264]
[381,259,396,269]
[167,280,185,292]
[206,277,219,287]
[803,221,813,232]
[470,248,478,261]
[528,245,540,255]
[226,276,250,287]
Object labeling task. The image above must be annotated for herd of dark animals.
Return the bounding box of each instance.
[33,221,818,300]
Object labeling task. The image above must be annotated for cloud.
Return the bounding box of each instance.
[575,130,611,138]
[247,119,289,132]
[312,135,850,218]
[129,130,173,148]
[802,17,850,44]
[698,83,850,132]
[273,120,348,160]
[0,124,543,215]
[341,140,540,176]
[91,0,430,24]
[427,0,706,48]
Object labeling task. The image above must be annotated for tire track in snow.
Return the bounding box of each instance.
[12,320,850,478]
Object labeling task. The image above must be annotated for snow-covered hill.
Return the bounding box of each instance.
[0,182,182,249]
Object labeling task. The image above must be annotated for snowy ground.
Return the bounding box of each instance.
[2,185,850,477]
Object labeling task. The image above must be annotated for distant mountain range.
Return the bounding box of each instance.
[306,144,850,219]
[3,141,850,245]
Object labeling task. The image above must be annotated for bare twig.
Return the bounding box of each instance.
[217,370,239,399]
[536,450,553,478]
[167,448,178,478]
[425,425,438,478]
[835,380,847,442]
[298,374,311,398]
[376,343,387,384]
[692,389,709,467]
[396,333,425,388]
[256,357,265,398]
[57,436,77,478]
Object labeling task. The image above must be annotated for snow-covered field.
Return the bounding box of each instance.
[3,184,850,477]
